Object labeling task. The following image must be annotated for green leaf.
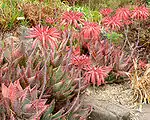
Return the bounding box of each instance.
[62,85,76,97]
[91,11,102,22]
[59,79,72,92]
[53,66,64,83]
[106,32,123,44]
[53,81,64,92]
[22,98,31,111]
[1,3,5,9]
[51,108,64,120]
[41,100,55,120]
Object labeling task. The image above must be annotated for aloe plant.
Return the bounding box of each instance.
[1,80,63,120]
[0,31,90,119]
[87,40,132,82]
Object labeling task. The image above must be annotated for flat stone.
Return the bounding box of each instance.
[84,98,131,120]
[80,83,136,120]
[81,89,150,120]
[140,104,150,120]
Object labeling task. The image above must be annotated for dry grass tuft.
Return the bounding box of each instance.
[126,59,150,104]
[21,3,54,26]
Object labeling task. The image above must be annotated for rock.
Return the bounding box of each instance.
[84,98,131,120]
[80,83,136,120]
[81,84,150,120]
[140,104,150,120]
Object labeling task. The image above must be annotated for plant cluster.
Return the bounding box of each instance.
[0,33,91,119]
[0,0,70,32]
[99,6,150,103]
[100,6,149,58]
[0,0,150,119]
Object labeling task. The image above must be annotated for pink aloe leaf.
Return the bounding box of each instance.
[2,83,9,98]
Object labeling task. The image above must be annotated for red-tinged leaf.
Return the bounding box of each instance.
[26,66,32,78]
[79,117,86,120]
[139,60,147,69]
[119,63,128,69]
[30,99,47,110]
[26,25,60,50]
[0,51,4,64]
[20,87,31,103]
[131,6,149,21]
[2,80,23,104]
[91,72,96,85]
[81,22,101,41]
[1,63,9,72]
[32,39,38,49]
[100,74,105,84]
[14,80,23,91]
[12,46,24,60]
[30,85,38,100]
[8,83,20,103]
[100,8,113,16]
[84,66,111,86]
[23,99,49,119]
[102,16,122,31]
[60,11,84,29]
[116,71,127,76]
[23,103,32,112]
[74,84,89,93]
[46,17,56,24]
[2,83,9,98]
[102,66,112,74]
[32,105,48,120]
[115,7,131,21]
[71,55,91,70]
[10,112,15,120]
[95,72,100,86]
[28,76,36,84]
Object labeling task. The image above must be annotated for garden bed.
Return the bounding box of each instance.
[1,0,150,120]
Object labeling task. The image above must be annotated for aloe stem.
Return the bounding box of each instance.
[39,49,48,99]
[122,25,130,50]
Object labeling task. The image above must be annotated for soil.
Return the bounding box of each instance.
[86,82,134,107]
